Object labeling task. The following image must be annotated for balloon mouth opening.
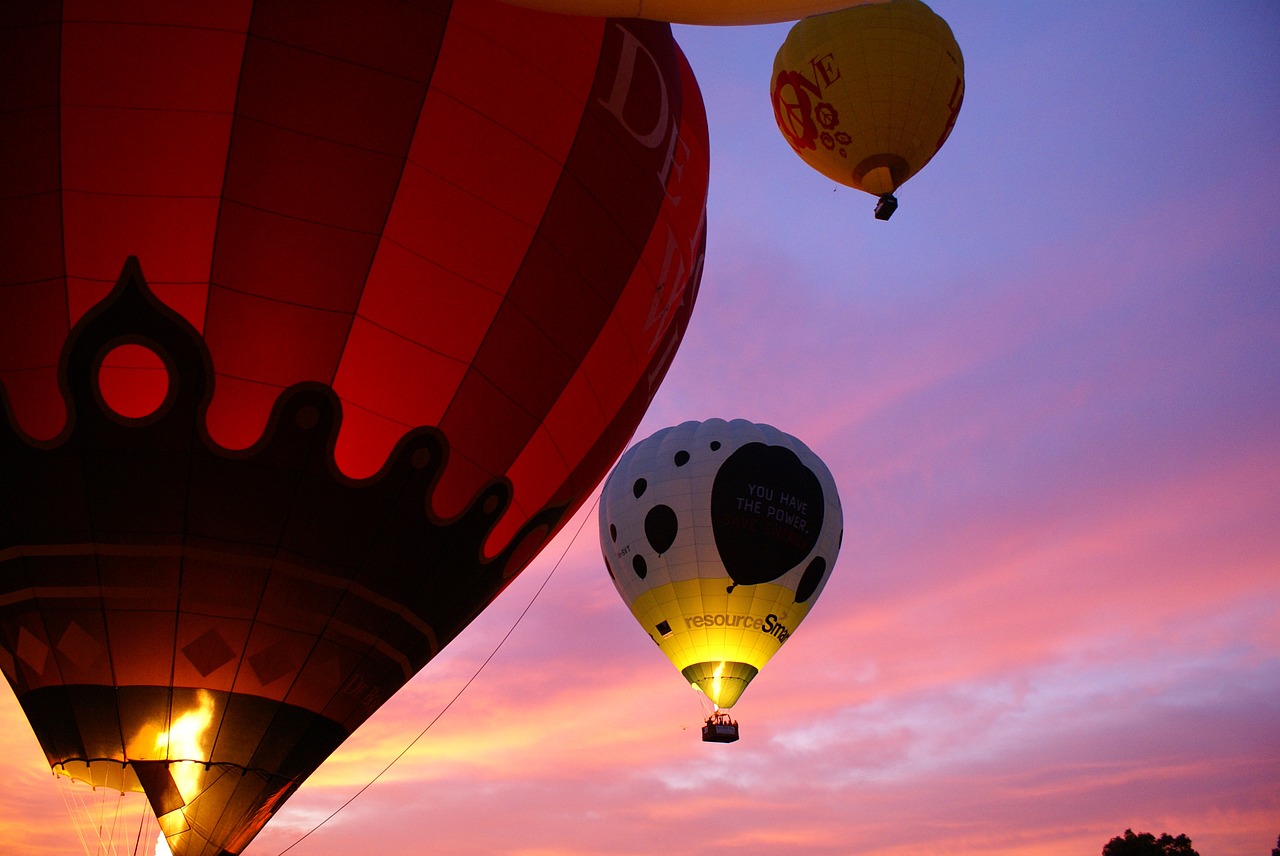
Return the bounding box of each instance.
[853,154,910,195]
[682,661,759,710]
[56,759,144,793]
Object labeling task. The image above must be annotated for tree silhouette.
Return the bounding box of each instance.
[1271,832,1279,856]
[1101,829,1200,856]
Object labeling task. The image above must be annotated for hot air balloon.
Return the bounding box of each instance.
[771,0,964,219]
[0,2,708,853]
[599,419,843,742]
[496,0,854,25]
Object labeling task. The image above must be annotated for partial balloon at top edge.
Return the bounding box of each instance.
[495,0,860,25]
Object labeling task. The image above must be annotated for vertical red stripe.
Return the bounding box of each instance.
[434,19,692,524]
[0,6,66,441]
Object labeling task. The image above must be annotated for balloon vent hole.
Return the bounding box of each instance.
[98,344,168,419]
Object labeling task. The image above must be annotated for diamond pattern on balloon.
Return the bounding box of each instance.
[248,642,297,686]
[57,620,103,671]
[15,626,50,673]
[181,627,236,677]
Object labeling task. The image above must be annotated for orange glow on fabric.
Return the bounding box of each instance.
[152,692,215,803]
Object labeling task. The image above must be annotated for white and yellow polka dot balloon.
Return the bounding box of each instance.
[600,419,843,710]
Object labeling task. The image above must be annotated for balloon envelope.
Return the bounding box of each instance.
[496,0,855,25]
[599,419,843,710]
[771,0,964,208]
[0,3,708,854]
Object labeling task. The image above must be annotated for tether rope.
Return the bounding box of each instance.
[273,492,601,855]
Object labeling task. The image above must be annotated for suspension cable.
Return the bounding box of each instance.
[273,493,600,855]
[131,797,149,856]
[53,774,94,856]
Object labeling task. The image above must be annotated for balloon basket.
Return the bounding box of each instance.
[874,193,899,220]
[701,711,739,743]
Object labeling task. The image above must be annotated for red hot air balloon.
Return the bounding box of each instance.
[0,2,709,854]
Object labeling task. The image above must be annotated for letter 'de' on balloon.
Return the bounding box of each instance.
[599,420,842,738]
[771,0,964,219]
[0,2,708,853]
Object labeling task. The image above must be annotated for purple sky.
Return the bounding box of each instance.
[2,2,1278,855]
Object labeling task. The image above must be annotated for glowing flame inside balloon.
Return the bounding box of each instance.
[152,691,215,803]
[154,831,173,856]
[711,661,725,706]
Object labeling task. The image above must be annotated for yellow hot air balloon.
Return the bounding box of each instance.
[599,419,843,742]
[495,0,854,25]
[771,0,965,219]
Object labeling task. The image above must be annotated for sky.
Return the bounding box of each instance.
[2,2,1278,855]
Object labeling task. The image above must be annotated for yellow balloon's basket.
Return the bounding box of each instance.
[701,711,740,744]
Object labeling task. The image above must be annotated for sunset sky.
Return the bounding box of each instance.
[2,2,1278,855]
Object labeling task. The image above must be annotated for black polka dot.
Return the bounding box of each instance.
[633,478,647,498]
[609,524,617,543]
[674,450,690,467]
[632,554,648,579]
[795,556,827,603]
[710,441,721,451]
[645,504,678,555]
